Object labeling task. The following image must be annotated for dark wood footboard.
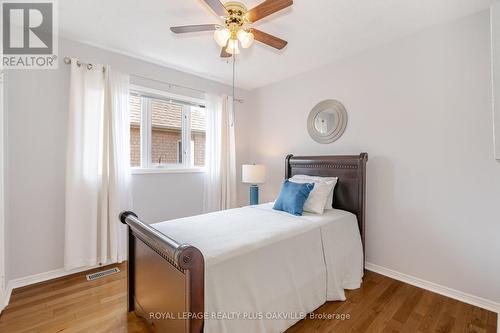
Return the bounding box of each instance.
[120,211,204,333]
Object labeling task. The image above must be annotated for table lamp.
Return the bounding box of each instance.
[242,164,266,206]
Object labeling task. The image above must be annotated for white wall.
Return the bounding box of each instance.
[0,70,6,311]
[131,172,205,223]
[248,10,500,303]
[492,3,500,160]
[4,38,251,280]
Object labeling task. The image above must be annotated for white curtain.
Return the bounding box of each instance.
[203,94,237,212]
[65,60,131,270]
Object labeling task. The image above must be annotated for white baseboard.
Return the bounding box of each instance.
[2,263,112,311]
[1,284,11,313]
[365,262,500,314]
[0,288,6,314]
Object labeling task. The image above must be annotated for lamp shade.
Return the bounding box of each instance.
[237,29,254,48]
[242,164,266,184]
[226,39,240,55]
[214,28,231,47]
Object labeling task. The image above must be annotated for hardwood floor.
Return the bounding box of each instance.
[0,263,149,333]
[287,271,497,333]
[0,263,496,333]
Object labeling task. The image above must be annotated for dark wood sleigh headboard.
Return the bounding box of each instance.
[285,153,368,247]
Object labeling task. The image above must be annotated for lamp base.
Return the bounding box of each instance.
[249,185,259,206]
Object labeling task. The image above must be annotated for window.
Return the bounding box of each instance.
[129,86,206,170]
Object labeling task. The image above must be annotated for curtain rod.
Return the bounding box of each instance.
[63,57,105,72]
[63,57,244,103]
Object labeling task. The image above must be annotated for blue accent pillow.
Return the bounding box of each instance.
[273,180,315,216]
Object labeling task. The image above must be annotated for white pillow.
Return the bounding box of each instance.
[290,175,338,210]
[289,178,335,214]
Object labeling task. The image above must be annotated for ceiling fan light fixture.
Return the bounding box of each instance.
[170,0,293,57]
[226,39,240,55]
[237,29,254,48]
[214,28,231,47]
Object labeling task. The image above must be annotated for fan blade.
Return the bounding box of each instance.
[250,28,288,49]
[221,48,232,58]
[246,0,293,23]
[221,41,231,58]
[170,24,219,34]
[203,0,228,17]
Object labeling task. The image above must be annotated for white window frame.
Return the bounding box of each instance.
[130,85,206,174]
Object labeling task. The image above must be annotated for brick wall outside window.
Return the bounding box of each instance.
[130,126,141,167]
[129,94,206,168]
[192,131,206,166]
[151,128,182,165]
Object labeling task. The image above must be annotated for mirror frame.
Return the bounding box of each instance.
[307,99,348,144]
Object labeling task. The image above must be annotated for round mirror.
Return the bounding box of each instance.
[307,100,348,144]
[314,110,337,134]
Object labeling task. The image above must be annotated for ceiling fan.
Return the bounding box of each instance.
[170,0,293,58]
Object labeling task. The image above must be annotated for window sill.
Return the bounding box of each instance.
[131,167,206,175]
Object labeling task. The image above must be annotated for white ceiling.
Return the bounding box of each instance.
[59,0,496,90]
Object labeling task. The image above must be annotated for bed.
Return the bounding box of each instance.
[120,153,368,333]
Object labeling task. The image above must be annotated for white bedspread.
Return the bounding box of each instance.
[152,203,363,333]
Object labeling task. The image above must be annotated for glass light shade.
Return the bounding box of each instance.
[214,28,231,47]
[242,164,266,184]
[226,39,240,55]
[237,30,254,48]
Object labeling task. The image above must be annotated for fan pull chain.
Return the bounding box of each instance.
[231,52,236,127]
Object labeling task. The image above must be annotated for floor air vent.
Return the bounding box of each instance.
[86,267,120,281]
